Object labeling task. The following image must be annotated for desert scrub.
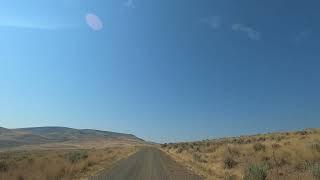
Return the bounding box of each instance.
[193,153,208,163]
[225,173,237,180]
[253,143,266,152]
[161,143,168,148]
[176,148,183,153]
[311,163,320,180]
[66,150,88,163]
[0,160,9,172]
[224,156,237,169]
[227,146,240,157]
[244,163,269,180]
[271,143,281,150]
[311,140,320,152]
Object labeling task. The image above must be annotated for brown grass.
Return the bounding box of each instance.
[0,146,138,180]
[161,129,320,180]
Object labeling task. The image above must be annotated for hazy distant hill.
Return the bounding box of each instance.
[0,127,12,134]
[0,127,144,149]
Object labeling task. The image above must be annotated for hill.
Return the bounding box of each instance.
[0,126,144,150]
[161,128,320,180]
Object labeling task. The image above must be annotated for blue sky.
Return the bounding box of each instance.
[0,0,319,142]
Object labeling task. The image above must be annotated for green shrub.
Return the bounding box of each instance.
[66,151,88,163]
[0,160,9,172]
[253,143,266,152]
[244,163,269,180]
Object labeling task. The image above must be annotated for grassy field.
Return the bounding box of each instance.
[161,129,320,180]
[0,146,138,180]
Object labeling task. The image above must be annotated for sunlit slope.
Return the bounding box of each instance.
[0,127,144,150]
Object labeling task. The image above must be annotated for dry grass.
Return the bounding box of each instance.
[0,146,138,180]
[161,129,320,180]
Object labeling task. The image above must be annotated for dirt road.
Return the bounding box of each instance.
[89,147,203,180]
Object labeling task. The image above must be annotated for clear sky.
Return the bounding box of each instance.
[0,0,319,142]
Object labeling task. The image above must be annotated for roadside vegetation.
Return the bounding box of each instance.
[161,129,320,180]
[0,146,138,180]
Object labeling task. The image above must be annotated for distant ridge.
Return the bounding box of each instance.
[0,127,12,134]
[0,126,144,149]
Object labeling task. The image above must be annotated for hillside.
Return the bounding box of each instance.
[161,129,320,180]
[0,127,144,150]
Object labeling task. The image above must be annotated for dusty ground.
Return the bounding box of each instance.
[161,129,320,180]
[0,146,138,180]
[90,147,203,180]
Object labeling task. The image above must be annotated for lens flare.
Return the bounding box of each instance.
[85,13,103,31]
